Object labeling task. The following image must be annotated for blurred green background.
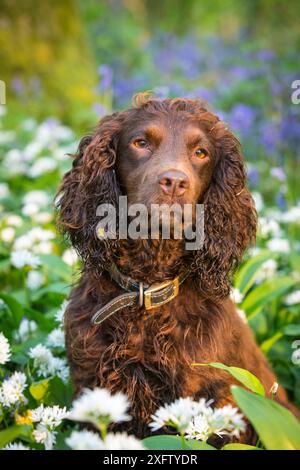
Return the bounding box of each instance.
[1,0,300,127]
[2,0,300,215]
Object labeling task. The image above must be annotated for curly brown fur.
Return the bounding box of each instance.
[56,94,297,444]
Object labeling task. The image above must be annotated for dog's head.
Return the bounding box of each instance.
[116,98,215,208]
[56,93,257,298]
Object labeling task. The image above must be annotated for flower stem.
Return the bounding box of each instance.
[98,421,107,440]
[180,432,187,449]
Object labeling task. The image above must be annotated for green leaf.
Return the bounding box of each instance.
[289,253,300,275]
[260,332,283,353]
[231,385,300,450]
[11,332,47,365]
[283,324,300,336]
[31,282,70,301]
[185,440,216,450]
[0,292,24,326]
[39,254,72,282]
[23,307,54,330]
[241,277,298,320]
[29,378,51,401]
[222,443,261,450]
[142,435,183,450]
[142,435,215,450]
[54,429,73,450]
[42,377,74,408]
[0,425,30,449]
[193,362,265,396]
[0,258,10,272]
[234,250,272,295]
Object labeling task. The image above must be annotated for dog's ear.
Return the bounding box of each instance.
[55,112,123,271]
[193,123,257,299]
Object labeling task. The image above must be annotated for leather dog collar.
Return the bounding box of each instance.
[91,263,190,325]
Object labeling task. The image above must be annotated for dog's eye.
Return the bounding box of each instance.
[133,139,148,149]
[194,148,208,159]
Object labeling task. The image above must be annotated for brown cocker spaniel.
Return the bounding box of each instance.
[56,94,295,444]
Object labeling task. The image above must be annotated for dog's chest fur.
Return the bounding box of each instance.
[65,275,239,437]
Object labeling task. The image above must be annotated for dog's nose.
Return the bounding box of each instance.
[158,170,190,197]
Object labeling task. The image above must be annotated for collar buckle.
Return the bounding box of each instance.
[144,277,179,310]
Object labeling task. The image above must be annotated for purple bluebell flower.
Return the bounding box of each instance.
[259,121,281,155]
[168,82,185,97]
[280,110,300,152]
[230,66,252,81]
[153,86,170,99]
[229,104,256,137]
[256,49,276,62]
[248,167,260,186]
[176,36,202,80]
[271,167,286,182]
[270,79,283,98]
[190,87,213,103]
[214,109,227,122]
[44,117,59,129]
[93,103,109,118]
[97,65,113,92]
[276,191,287,210]
[11,77,24,95]
[113,75,147,106]
[151,33,178,76]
